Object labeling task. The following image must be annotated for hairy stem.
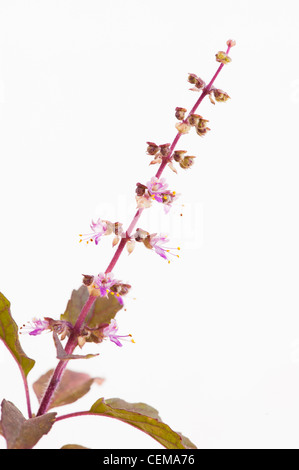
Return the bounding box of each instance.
[36,295,96,416]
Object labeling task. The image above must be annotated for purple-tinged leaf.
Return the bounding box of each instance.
[0,292,35,377]
[60,285,122,330]
[89,398,197,449]
[0,400,56,449]
[33,369,104,409]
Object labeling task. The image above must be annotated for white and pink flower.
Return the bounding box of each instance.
[79,218,112,245]
[102,319,134,347]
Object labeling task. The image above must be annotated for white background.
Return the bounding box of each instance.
[0,0,299,449]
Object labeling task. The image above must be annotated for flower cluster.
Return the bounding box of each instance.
[83,272,131,307]
[135,176,178,213]
[20,316,132,349]
[28,39,235,357]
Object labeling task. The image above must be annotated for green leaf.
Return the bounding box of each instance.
[0,400,56,449]
[33,369,104,409]
[60,285,123,331]
[89,398,197,449]
[0,292,35,377]
[52,332,99,360]
[61,444,89,449]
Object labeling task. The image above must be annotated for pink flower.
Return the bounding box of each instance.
[79,218,111,245]
[93,272,118,297]
[102,319,134,347]
[92,272,130,306]
[20,317,73,339]
[20,318,50,336]
[146,177,178,212]
[159,190,179,213]
[146,177,169,198]
[147,234,180,262]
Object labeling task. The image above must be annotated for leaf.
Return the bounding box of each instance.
[60,285,123,330]
[33,369,104,409]
[61,444,89,449]
[0,400,56,449]
[0,292,35,378]
[89,398,197,449]
[52,332,99,360]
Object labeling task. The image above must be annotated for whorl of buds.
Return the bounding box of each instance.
[194,116,210,136]
[179,156,196,170]
[146,142,160,155]
[215,51,232,64]
[160,143,171,157]
[172,150,196,170]
[188,73,205,90]
[212,88,230,103]
[173,150,187,162]
[187,114,201,127]
[175,107,187,120]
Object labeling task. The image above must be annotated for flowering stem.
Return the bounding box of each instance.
[36,43,232,417]
[105,45,231,274]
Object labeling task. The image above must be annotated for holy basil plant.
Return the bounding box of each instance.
[0,39,235,449]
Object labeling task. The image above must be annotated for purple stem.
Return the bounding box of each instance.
[36,295,97,416]
[37,44,231,417]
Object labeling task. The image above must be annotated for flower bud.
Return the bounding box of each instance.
[160,143,171,156]
[82,274,94,286]
[197,117,209,129]
[126,239,135,255]
[149,154,162,166]
[188,73,205,89]
[146,141,160,155]
[110,283,131,296]
[226,39,236,48]
[212,88,230,102]
[215,51,232,64]
[112,235,120,247]
[187,114,201,126]
[175,122,191,134]
[133,228,150,242]
[135,182,147,196]
[179,156,196,169]
[173,150,187,162]
[196,126,211,137]
[188,73,198,84]
[112,221,123,236]
[175,107,187,120]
